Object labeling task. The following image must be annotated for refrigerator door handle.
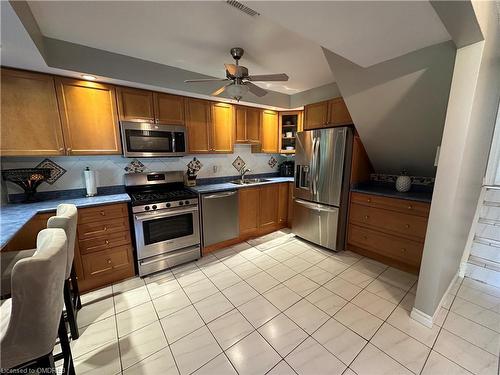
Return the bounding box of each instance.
[311,137,318,196]
[314,136,320,196]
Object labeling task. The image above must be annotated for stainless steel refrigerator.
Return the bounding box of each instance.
[293,127,353,251]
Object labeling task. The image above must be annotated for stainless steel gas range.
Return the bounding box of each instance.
[125,171,200,277]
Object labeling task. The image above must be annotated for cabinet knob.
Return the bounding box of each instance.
[100,211,105,216]
[107,259,112,264]
[407,205,413,210]
[363,235,368,240]
[58,148,64,153]
[367,198,371,203]
[401,248,407,253]
[105,240,110,245]
[363,215,369,220]
[405,224,410,229]
[103,226,108,231]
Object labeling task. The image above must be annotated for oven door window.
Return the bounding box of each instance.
[143,213,193,245]
[125,129,173,153]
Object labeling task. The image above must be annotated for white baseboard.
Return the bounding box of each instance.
[410,308,433,328]
[411,271,459,328]
[459,261,468,278]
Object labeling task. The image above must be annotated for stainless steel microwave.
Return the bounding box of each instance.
[120,121,187,157]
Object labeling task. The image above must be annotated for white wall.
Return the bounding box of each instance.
[414,0,500,317]
[1,145,281,195]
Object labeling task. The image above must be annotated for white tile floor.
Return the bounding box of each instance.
[70,230,500,375]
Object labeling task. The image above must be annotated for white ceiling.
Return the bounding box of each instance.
[26,1,335,94]
[251,1,451,67]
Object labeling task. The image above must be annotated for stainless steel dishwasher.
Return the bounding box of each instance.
[201,190,239,247]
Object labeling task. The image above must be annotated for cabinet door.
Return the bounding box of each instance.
[56,78,121,155]
[304,101,329,130]
[261,110,278,153]
[116,87,155,122]
[329,97,352,125]
[235,106,247,143]
[185,98,211,153]
[259,184,279,231]
[1,69,65,156]
[211,102,233,153]
[239,187,260,237]
[246,107,261,143]
[154,93,185,125]
[278,183,289,224]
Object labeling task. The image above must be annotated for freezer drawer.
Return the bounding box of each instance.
[292,198,339,251]
[201,190,239,247]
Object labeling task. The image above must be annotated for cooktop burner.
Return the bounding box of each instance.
[129,189,197,206]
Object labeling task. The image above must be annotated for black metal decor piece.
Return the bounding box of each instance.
[2,168,52,202]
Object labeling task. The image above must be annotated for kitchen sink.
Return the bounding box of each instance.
[230,178,270,185]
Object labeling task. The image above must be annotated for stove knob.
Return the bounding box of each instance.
[145,206,150,211]
[152,205,157,210]
[166,203,171,208]
[185,200,190,205]
[179,201,184,206]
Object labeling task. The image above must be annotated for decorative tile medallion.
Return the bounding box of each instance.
[35,158,66,185]
[124,159,147,173]
[370,173,434,186]
[232,156,246,172]
[268,156,278,168]
[187,157,203,175]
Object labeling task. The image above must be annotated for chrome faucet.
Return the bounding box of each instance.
[240,167,251,182]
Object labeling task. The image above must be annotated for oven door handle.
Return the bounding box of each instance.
[134,206,198,221]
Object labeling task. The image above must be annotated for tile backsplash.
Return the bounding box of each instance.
[1,145,282,195]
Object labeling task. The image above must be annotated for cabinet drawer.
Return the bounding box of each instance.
[351,192,430,217]
[81,245,132,279]
[349,203,428,240]
[78,217,129,240]
[79,230,131,255]
[78,203,128,224]
[348,224,423,267]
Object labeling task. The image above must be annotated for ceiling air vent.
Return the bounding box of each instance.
[226,0,260,17]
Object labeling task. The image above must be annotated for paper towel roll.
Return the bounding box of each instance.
[84,168,97,197]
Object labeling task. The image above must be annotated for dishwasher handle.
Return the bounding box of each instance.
[203,191,237,199]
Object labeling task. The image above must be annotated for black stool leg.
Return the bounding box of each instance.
[70,265,82,310]
[58,315,76,375]
[36,352,56,372]
[63,280,79,339]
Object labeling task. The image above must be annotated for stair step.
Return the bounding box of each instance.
[478,217,500,226]
[483,200,500,207]
[469,255,500,271]
[473,235,500,249]
[471,242,500,263]
[464,263,500,288]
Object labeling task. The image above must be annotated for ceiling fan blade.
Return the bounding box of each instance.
[184,78,229,83]
[225,64,238,77]
[247,73,289,82]
[211,82,233,96]
[245,82,267,97]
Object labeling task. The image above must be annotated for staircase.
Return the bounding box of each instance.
[464,187,500,287]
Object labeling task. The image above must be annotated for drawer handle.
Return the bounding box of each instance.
[363,215,369,220]
[100,211,105,216]
[401,248,407,253]
[405,224,410,229]
[107,258,112,264]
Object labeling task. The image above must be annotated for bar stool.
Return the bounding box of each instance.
[0,228,74,373]
[47,204,81,339]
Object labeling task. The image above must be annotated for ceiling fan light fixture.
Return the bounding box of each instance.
[226,83,248,101]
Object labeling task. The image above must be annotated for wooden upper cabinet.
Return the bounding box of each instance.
[304,100,329,130]
[211,102,233,153]
[116,87,155,122]
[56,78,121,155]
[185,98,211,153]
[329,97,352,125]
[304,97,353,129]
[235,106,261,143]
[260,110,279,153]
[1,69,65,156]
[259,184,279,231]
[154,93,185,125]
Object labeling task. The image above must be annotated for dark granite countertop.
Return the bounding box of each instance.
[351,182,433,203]
[191,176,294,194]
[0,193,131,248]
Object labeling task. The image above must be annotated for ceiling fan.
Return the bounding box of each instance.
[184,47,289,101]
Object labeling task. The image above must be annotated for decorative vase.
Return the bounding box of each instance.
[395,171,412,192]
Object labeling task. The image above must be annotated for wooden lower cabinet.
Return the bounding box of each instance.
[347,192,430,274]
[287,182,294,227]
[77,203,134,292]
[238,183,289,240]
